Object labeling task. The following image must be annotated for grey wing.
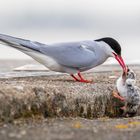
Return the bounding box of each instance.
[0,34,96,69]
[136,87,140,100]
[129,86,140,105]
[40,43,96,69]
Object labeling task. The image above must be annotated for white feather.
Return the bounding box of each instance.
[116,76,127,98]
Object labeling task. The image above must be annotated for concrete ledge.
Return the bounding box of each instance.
[0,71,138,122]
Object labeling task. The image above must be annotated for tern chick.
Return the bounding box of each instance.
[113,68,140,116]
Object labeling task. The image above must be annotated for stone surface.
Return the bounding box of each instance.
[0,60,140,140]
[1,117,140,140]
[0,70,139,122]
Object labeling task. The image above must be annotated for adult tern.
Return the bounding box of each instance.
[0,34,127,82]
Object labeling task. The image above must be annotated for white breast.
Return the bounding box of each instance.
[116,76,127,98]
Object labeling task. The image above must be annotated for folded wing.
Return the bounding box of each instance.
[40,43,96,69]
[0,34,96,69]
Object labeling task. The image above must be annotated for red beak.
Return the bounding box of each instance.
[113,53,127,73]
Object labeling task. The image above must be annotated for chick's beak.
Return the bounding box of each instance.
[113,53,127,73]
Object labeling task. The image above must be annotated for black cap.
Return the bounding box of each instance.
[95,37,121,55]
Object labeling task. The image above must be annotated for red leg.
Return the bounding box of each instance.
[70,73,93,83]
[120,106,126,110]
[77,72,93,83]
[70,74,80,82]
[112,91,125,101]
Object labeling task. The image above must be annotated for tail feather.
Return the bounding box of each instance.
[0,34,42,53]
[0,34,53,66]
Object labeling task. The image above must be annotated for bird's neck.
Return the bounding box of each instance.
[117,76,126,87]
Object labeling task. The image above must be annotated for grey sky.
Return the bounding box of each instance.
[0,0,140,61]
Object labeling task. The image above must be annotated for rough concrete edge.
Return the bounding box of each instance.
[0,84,131,123]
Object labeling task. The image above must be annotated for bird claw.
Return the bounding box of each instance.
[71,72,93,83]
[120,106,126,110]
[77,72,93,83]
[112,91,125,101]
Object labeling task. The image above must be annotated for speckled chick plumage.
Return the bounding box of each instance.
[116,68,140,116]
